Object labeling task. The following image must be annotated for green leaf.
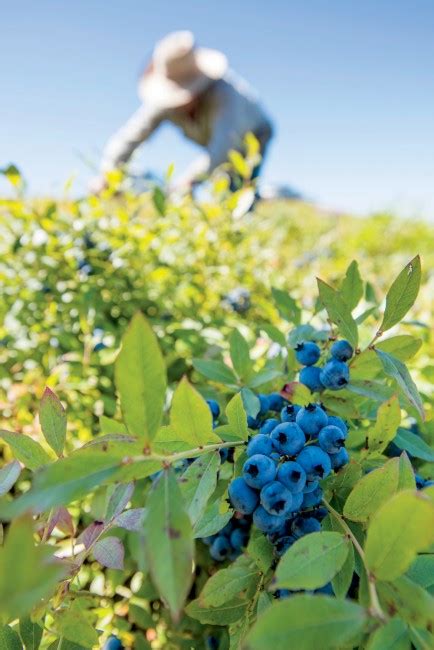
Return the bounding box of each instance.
[366,618,411,650]
[226,393,249,441]
[380,256,421,332]
[394,428,434,462]
[317,279,358,347]
[260,324,287,347]
[275,532,350,590]
[192,359,238,386]
[367,395,401,455]
[145,468,194,622]
[409,626,434,650]
[240,388,260,418]
[152,186,166,216]
[199,556,261,608]
[19,616,43,650]
[376,350,424,420]
[246,529,274,573]
[0,516,66,624]
[365,490,434,580]
[179,452,220,525]
[377,576,434,629]
[243,594,367,650]
[229,330,252,381]
[170,377,220,446]
[322,516,355,598]
[397,452,416,490]
[271,288,301,324]
[39,387,67,457]
[0,451,120,519]
[104,482,134,522]
[0,461,21,497]
[0,626,22,650]
[54,601,99,647]
[377,335,423,361]
[248,368,283,389]
[193,501,233,539]
[340,260,363,311]
[185,596,248,625]
[406,555,434,589]
[99,416,128,436]
[343,457,401,522]
[0,430,52,471]
[115,312,167,444]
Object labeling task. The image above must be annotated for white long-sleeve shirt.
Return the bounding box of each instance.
[100,70,273,184]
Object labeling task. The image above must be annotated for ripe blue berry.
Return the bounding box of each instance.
[247,415,261,429]
[292,515,321,538]
[258,394,271,414]
[270,423,306,456]
[103,636,124,650]
[260,481,293,516]
[275,588,291,599]
[288,491,304,512]
[243,454,277,489]
[253,505,285,533]
[267,392,286,412]
[318,425,346,454]
[274,535,296,557]
[327,415,348,435]
[299,366,324,393]
[206,399,220,420]
[260,418,280,435]
[302,486,323,508]
[297,446,332,479]
[280,404,302,423]
[303,477,319,493]
[330,339,354,361]
[330,447,350,470]
[247,434,274,457]
[295,342,321,366]
[210,535,231,561]
[277,461,307,493]
[230,527,249,551]
[320,360,350,390]
[296,403,328,436]
[228,477,259,514]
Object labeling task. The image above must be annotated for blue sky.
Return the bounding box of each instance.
[1,1,434,217]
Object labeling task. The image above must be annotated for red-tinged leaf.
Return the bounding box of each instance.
[77,522,105,549]
[93,536,124,569]
[114,508,145,532]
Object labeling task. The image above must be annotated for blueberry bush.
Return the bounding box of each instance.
[0,245,433,649]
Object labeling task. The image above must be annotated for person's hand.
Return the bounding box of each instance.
[88,175,108,195]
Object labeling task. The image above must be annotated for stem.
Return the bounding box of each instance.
[322,498,387,623]
[133,440,246,464]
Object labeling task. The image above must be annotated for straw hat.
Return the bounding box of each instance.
[138,31,228,108]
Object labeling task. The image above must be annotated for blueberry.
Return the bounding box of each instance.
[274,535,296,557]
[330,340,354,362]
[297,446,332,479]
[228,477,259,514]
[267,393,286,412]
[318,425,346,454]
[243,454,277,489]
[320,360,350,390]
[302,486,323,508]
[202,535,216,546]
[277,461,307,493]
[103,636,124,650]
[206,399,220,420]
[260,481,293,516]
[275,588,291,599]
[270,451,281,463]
[327,415,348,435]
[258,394,271,414]
[295,342,321,366]
[260,418,280,435]
[210,535,232,561]
[94,342,107,352]
[281,404,302,423]
[253,505,286,533]
[299,366,324,393]
[206,636,219,650]
[270,423,305,456]
[296,403,328,436]
[292,516,321,538]
[288,491,304,512]
[247,415,261,430]
[415,474,426,490]
[230,527,249,550]
[247,434,274,457]
[313,506,328,521]
[303,477,319,493]
[330,447,350,471]
[316,582,334,595]
[219,447,229,463]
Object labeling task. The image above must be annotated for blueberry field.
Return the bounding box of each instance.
[0,168,434,649]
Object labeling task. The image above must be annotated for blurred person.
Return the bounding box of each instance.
[91,31,273,194]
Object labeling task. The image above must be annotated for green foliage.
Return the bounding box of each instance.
[0,173,433,647]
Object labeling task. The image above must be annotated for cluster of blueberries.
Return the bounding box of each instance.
[202,515,251,562]
[297,339,353,393]
[227,398,349,558]
[204,393,350,562]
